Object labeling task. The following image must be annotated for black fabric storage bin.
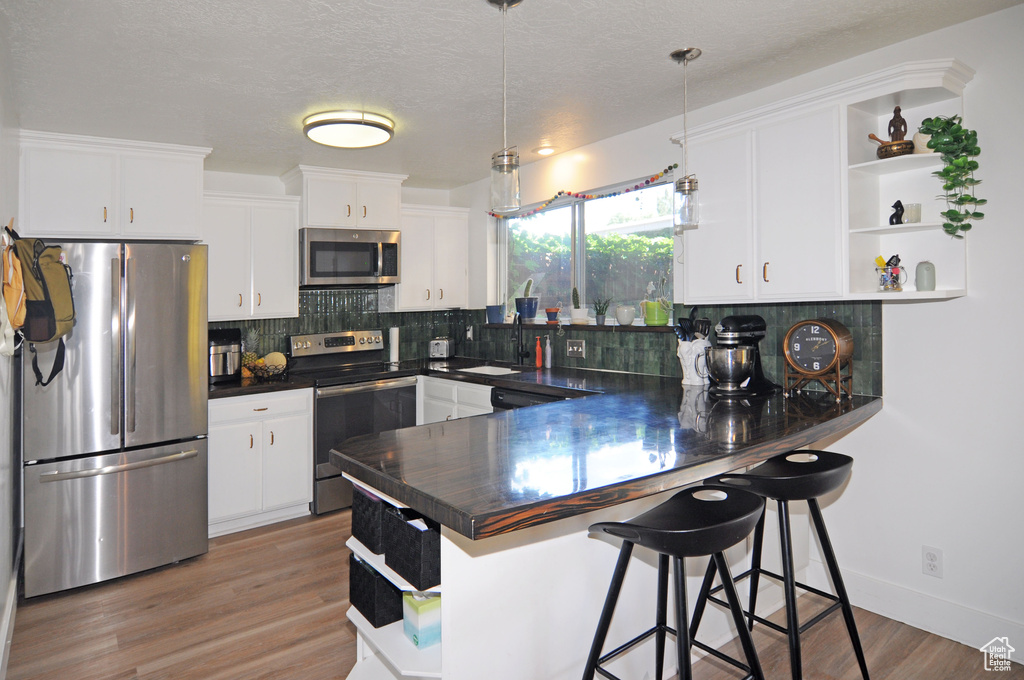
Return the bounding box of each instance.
[349,553,403,628]
[352,486,386,554]
[382,506,441,590]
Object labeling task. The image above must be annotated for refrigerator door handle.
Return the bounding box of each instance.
[110,257,121,436]
[38,449,199,482]
[125,255,137,433]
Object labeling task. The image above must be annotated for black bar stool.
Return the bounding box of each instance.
[583,486,766,680]
[691,450,870,680]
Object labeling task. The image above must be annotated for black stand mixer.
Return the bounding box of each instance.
[708,315,780,398]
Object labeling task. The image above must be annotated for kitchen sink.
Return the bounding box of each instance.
[459,366,520,376]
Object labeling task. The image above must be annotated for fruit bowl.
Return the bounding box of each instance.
[246,363,286,381]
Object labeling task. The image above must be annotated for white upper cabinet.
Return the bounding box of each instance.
[281,165,406,229]
[18,131,209,239]
[754,107,842,300]
[202,192,300,321]
[679,129,755,302]
[674,58,973,304]
[677,105,841,304]
[397,204,469,311]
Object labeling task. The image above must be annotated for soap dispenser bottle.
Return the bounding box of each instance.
[535,336,542,368]
[544,335,552,368]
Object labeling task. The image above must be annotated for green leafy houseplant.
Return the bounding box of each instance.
[918,115,985,238]
[592,298,612,315]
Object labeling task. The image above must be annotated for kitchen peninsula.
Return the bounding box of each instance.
[332,367,881,680]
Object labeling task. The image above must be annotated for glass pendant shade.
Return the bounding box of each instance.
[491,147,520,215]
[673,176,699,233]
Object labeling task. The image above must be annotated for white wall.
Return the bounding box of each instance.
[0,5,19,673]
[454,3,1024,657]
[800,5,1024,658]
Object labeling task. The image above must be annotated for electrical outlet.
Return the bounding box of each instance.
[922,545,943,578]
[465,325,473,341]
[567,339,586,359]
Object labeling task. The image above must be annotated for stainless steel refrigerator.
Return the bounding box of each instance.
[19,241,209,597]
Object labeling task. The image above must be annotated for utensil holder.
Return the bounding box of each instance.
[875,266,907,292]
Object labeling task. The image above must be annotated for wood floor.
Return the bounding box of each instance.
[7,510,1021,680]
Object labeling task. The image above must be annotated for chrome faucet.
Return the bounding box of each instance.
[512,313,531,366]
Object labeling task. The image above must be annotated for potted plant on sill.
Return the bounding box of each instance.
[570,286,588,325]
[643,276,671,326]
[592,297,612,325]
[513,278,538,321]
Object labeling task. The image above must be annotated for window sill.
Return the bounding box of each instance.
[482,322,674,334]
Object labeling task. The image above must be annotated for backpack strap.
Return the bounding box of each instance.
[30,339,66,387]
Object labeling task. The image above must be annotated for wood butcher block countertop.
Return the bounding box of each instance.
[330,364,882,540]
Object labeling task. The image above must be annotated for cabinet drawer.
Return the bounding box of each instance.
[421,378,456,403]
[457,383,493,409]
[210,389,312,424]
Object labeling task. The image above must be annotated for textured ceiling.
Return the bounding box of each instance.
[0,0,1020,189]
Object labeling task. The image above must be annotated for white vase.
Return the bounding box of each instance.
[570,307,589,325]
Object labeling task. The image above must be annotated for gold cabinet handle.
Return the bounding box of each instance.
[130,207,134,223]
[735,264,743,284]
[253,407,268,412]
[238,293,243,307]
[347,204,351,218]
[270,431,275,445]
[763,262,769,282]
[249,434,253,448]
[426,289,430,300]
[103,206,108,222]
[257,292,262,306]
[363,206,367,218]
[439,288,444,300]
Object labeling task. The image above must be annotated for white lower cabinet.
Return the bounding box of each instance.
[207,389,312,537]
[416,377,492,425]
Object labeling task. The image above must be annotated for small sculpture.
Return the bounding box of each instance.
[888,106,907,142]
[889,200,904,225]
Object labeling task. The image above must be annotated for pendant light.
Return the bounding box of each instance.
[671,48,701,233]
[489,0,522,215]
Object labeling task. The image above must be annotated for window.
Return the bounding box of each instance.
[503,182,673,313]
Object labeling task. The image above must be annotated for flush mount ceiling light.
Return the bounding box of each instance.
[489,0,523,215]
[303,111,394,148]
[671,47,701,233]
[534,146,555,156]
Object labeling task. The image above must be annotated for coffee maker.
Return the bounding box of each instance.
[710,315,780,397]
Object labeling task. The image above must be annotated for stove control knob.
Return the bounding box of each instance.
[359,337,366,345]
[304,341,311,349]
[375,336,382,343]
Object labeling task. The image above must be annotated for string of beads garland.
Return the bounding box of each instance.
[486,163,680,218]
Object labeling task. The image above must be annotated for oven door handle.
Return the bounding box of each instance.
[316,376,418,398]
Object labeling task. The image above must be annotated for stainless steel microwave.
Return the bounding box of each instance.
[299,228,401,287]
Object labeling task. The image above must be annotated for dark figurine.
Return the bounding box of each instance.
[888,106,907,142]
[890,200,904,225]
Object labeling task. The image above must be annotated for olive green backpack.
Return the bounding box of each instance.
[6,227,75,386]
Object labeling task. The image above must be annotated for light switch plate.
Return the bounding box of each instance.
[567,339,585,359]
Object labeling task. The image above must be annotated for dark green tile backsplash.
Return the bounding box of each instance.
[211,291,883,397]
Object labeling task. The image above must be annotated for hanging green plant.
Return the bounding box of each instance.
[918,115,985,239]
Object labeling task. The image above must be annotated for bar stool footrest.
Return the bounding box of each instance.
[691,638,758,679]
[705,565,844,636]
[595,624,678,679]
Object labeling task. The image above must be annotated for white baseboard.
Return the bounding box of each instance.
[805,558,1024,664]
[0,570,18,680]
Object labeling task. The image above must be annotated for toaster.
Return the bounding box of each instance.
[429,337,454,359]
